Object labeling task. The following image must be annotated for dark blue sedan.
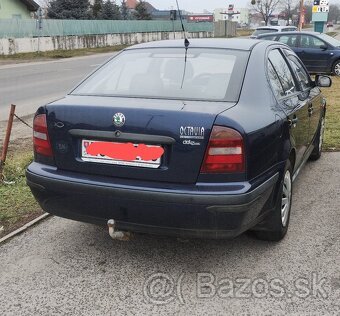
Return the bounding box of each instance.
[256,31,340,76]
[26,39,331,241]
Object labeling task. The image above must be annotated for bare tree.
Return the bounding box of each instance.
[329,4,340,24]
[251,0,281,25]
[281,0,299,25]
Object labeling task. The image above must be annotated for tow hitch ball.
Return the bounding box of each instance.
[107,219,132,241]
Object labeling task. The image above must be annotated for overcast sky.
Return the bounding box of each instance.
[144,0,340,12]
[143,0,249,12]
[36,0,340,13]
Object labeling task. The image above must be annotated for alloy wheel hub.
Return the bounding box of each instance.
[281,170,292,227]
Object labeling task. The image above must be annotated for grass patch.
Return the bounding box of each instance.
[321,76,340,150]
[326,32,337,37]
[0,144,42,238]
[0,45,129,62]
[237,29,254,37]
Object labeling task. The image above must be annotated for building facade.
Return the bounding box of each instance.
[0,0,39,19]
[214,7,249,25]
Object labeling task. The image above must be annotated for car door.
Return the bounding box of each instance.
[284,53,323,145]
[295,34,331,73]
[267,49,310,169]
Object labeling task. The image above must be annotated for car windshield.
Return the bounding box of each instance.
[318,33,340,47]
[71,48,249,102]
[253,28,279,36]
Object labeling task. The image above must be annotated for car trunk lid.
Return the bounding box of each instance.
[46,95,236,184]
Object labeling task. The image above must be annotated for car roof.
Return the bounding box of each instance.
[257,31,322,38]
[256,26,297,30]
[125,38,263,51]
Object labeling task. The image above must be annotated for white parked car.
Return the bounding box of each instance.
[250,26,298,38]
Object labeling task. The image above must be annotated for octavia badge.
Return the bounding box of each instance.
[113,113,125,127]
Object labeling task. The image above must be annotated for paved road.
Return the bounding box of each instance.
[0,53,115,120]
[0,153,339,315]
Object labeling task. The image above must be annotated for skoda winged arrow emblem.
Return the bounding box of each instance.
[113,113,125,127]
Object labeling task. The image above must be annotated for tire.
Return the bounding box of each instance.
[333,60,340,77]
[309,116,325,161]
[254,160,293,241]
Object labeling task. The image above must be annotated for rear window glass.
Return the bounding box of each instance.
[318,33,340,47]
[253,29,279,36]
[282,28,297,32]
[72,48,249,102]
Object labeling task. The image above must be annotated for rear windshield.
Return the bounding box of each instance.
[318,33,340,48]
[252,28,279,36]
[283,27,297,31]
[71,48,249,102]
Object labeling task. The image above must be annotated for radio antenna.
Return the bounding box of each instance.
[175,0,190,88]
[175,0,189,43]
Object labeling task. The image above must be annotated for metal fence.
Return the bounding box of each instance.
[0,19,213,38]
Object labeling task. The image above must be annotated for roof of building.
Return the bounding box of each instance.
[126,0,138,9]
[21,0,40,11]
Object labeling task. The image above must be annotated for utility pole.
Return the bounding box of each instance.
[37,7,43,53]
[170,7,177,40]
[298,0,304,31]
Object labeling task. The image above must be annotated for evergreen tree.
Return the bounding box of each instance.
[133,1,152,20]
[92,0,104,19]
[120,0,130,20]
[100,0,122,20]
[48,0,91,19]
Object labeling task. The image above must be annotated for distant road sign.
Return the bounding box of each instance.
[312,5,329,13]
[187,15,214,22]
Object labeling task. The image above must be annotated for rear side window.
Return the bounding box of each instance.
[268,62,285,98]
[277,35,298,47]
[300,35,326,49]
[286,55,312,91]
[267,49,297,98]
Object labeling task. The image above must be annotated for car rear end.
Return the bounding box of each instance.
[250,26,297,39]
[26,41,280,238]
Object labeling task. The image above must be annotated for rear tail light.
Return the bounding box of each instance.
[33,114,53,157]
[201,126,245,173]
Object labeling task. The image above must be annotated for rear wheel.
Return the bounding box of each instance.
[333,60,340,77]
[309,116,325,161]
[254,161,293,241]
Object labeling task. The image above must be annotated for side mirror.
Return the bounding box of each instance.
[315,75,332,87]
[320,44,328,50]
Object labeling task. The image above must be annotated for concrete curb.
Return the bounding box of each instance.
[0,52,115,70]
[0,213,50,244]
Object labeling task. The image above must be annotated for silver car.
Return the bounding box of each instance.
[250,26,298,39]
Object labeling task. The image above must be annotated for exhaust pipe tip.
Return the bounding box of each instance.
[107,219,115,228]
[107,219,132,241]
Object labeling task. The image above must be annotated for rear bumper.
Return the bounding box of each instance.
[26,162,281,239]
